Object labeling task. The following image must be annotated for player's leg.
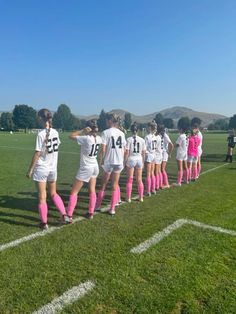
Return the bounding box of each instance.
[126,166,134,202]
[87,177,97,219]
[67,179,84,222]
[155,163,161,192]
[48,181,68,222]
[109,171,121,214]
[197,156,201,177]
[183,160,189,183]
[145,162,152,196]
[135,166,144,202]
[95,170,111,210]
[151,162,156,194]
[36,181,48,229]
[161,161,169,188]
[192,160,198,180]
[174,159,183,186]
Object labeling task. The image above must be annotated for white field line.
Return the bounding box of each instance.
[32,281,95,314]
[131,219,236,254]
[200,163,228,175]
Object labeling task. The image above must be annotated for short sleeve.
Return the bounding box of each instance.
[165,134,171,144]
[35,134,44,151]
[76,136,87,145]
[101,131,107,145]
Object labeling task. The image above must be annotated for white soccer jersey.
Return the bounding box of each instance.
[176,133,188,157]
[156,134,163,156]
[145,133,158,154]
[76,135,102,167]
[126,135,146,158]
[163,133,171,152]
[35,128,61,171]
[101,127,126,165]
[198,131,203,155]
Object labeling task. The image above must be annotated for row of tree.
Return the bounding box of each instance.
[1,104,236,132]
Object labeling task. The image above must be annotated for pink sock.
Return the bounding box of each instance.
[155,175,160,190]
[177,170,183,185]
[96,190,105,209]
[67,194,78,217]
[126,177,133,200]
[184,169,189,183]
[151,175,156,192]
[137,182,144,199]
[145,176,151,193]
[162,171,169,186]
[52,194,66,216]
[38,202,48,224]
[159,172,163,188]
[117,185,121,203]
[88,192,97,214]
[110,190,118,210]
[193,166,198,179]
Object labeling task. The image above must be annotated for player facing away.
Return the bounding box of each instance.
[144,121,158,196]
[173,127,189,186]
[160,126,174,188]
[124,122,146,203]
[224,130,235,163]
[95,113,126,215]
[67,120,102,221]
[154,125,163,192]
[26,109,69,230]
[187,125,201,182]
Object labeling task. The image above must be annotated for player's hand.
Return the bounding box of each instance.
[26,170,32,178]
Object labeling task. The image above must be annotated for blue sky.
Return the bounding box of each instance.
[0,0,235,116]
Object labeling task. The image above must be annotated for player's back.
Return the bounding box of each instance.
[126,135,146,158]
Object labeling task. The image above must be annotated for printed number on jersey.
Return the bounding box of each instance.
[89,144,100,157]
[111,136,122,149]
[47,137,59,153]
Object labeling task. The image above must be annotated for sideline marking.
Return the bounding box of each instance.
[131,218,236,254]
[32,281,95,314]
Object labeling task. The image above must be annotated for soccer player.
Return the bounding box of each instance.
[160,126,174,188]
[187,125,201,182]
[95,113,126,215]
[26,109,68,230]
[124,122,146,202]
[154,125,163,191]
[67,120,102,221]
[173,127,189,186]
[145,121,158,196]
[224,130,235,163]
[197,125,203,177]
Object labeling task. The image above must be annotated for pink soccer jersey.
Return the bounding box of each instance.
[188,135,200,157]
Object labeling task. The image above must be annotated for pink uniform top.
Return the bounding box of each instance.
[188,135,200,157]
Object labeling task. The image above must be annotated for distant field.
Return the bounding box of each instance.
[0,131,236,313]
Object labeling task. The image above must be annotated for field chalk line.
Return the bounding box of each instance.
[32,280,95,314]
[131,218,236,254]
[0,163,230,253]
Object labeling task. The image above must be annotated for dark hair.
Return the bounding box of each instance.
[192,123,199,129]
[147,121,157,132]
[86,119,98,133]
[157,124,165,135]
[38,109,52,152]
[131,122,139,134]
[106,113,120,124]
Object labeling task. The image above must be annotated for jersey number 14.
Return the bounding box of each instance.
[111,136,122,149]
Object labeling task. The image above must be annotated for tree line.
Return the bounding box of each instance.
[1,104,236,132]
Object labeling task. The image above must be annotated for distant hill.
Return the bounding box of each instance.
[77,106,227,127]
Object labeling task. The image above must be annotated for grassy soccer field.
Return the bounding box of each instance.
[0,132,236,313]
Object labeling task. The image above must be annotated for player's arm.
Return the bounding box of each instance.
[98,143,106,166]
[26,151,41,178]
[168,141,174,155]
[123,147,129,167]
[69,127,91,140]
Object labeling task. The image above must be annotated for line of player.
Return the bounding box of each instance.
[27,109,203,229]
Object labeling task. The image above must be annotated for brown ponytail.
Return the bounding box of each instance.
[38,109,53,152]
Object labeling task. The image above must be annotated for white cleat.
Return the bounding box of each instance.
[126,198,131,203]
[109,209,116,215]
[152,190,157,195]
[172,183,181,187]
[146,192,152,197]
[139,198,144,202]
[95,207,101,212]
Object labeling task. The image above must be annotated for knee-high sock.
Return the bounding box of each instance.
[151,175,156,192]
[137,181,144,199]
[177,170,183,185]
[126,177,133,200]
[162,170,169,186]
[117,185,121,203]
[110,190,118,210]
[155,174,160,190]
[145,176,151,193]
[67,194,78,217]
[88,192,97,214]
[52,194,66,216]
[159,172,163,188]
[197,163,201,176]
[38,202,48,224]
[184,169,189,183]
[193,165,198,179]
[96,190,105,209]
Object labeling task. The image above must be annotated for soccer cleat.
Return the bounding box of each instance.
[152,190,157,195]
[139,198,144,202]
[183,181,189,185]
[94,207,101,212]
[109,209,116,215]
[39,223,49,230]
[85,212,94,220]
[61,215,70,224]
[116,200,122,206]
[68,216,73,224]
[146,192,152,197]
[162,185,170,189]
[172,183,181,187]
[126,198,131,203]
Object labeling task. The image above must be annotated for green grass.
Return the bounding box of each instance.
[0,132,236,313]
